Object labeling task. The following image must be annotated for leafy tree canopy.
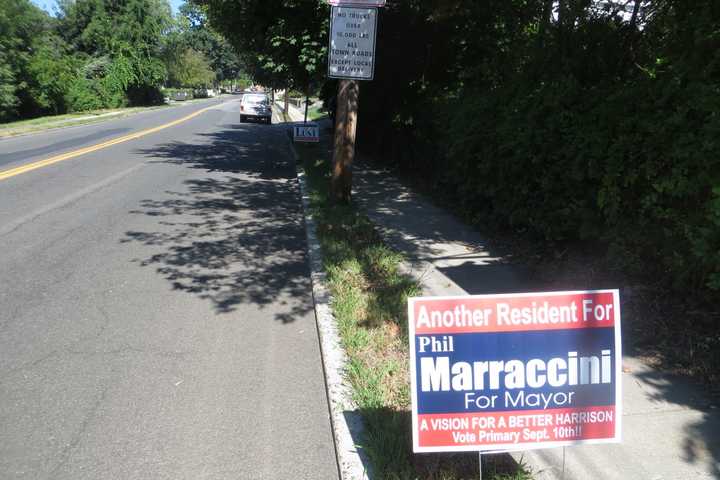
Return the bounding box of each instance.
[165,47,215,87]
[0,0,52,120]
[191,0,329,90]
[163,2,243,85]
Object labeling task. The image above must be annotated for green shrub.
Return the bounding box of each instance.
[0,53,17,122]
[126,85,165,106]
[438,68,720,293]
[162,88,194,100]
[65,77,107,112]
[26,37,79,115]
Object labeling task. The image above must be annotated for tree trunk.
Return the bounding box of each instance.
[557,0,567,63]
[557,0,565,26]
[539,0,553,38]
[331,80,359,204]
[537,0,554,55]
[304,89,309,124]
[629,0,641,31]
[625,1,643,70]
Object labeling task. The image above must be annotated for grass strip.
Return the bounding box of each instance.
[307,105,328,121]
[298,141,532,480]
[0,99,224,138]
[0,107,158,137]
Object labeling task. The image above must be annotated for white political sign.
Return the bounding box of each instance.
[328,7,377,81]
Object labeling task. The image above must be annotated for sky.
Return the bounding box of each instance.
[31,0,185,16]
[30,0,56,14]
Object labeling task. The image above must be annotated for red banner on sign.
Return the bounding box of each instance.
[413,291,617,335]
[418,406,616,449]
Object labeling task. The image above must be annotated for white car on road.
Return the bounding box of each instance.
[240,94,272,124]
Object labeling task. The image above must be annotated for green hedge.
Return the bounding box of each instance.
[349,1,720,299]
[439,69,720,292]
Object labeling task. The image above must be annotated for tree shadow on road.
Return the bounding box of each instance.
[122,124,312,322]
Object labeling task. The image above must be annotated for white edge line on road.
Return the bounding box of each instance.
[285,128,372,480]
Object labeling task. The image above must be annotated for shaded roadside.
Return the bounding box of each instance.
[126,121,314,321]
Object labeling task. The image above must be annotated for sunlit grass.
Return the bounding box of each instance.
[0,105,171,137]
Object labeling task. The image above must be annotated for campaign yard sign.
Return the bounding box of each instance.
[293,123,320,143]
[409,290,622,453]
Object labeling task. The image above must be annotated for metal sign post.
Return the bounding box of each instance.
[326,4,380,203]
[328,6,378,80]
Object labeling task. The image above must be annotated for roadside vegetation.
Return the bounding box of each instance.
[352,1,719,309]
[306,104,328,122]
[299,141,531,480]
[0,0,243,124]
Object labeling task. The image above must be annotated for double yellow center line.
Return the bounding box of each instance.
[0,103,218,182]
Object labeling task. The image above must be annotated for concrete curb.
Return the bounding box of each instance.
[284,134,372,480]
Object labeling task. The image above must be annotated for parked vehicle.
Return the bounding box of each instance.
[193,88,216,98]
[170,91,190,101]
[240,93,272,124]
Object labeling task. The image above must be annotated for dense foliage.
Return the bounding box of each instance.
[198,0,720,296]
[360,0,719,297]
[162,3,241,88]
[193,0,328,92]
[0,0,242,122]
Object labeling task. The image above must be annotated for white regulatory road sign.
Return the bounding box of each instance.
[327,0,385,6]
[328,6,377,81]
[293,123,320,143]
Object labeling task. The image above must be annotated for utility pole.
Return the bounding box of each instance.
[331,79,359,203]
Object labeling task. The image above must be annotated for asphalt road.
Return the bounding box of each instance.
[0,97,339,479]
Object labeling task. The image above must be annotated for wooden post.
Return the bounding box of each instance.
[284,89,289,116]
[331,79,359,204]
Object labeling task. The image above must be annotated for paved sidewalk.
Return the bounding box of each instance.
[352,161,720,480]
[276,101,305,122]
